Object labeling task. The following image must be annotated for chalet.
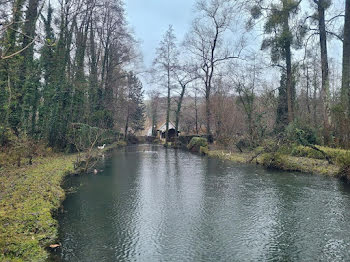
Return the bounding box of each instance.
[147,122,180,140]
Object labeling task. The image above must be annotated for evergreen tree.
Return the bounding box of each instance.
[250,0,303,128]
[124,72,145,138]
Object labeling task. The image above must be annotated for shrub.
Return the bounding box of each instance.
[260,153,288,170]
[285,121,320,145]
[116,140,127,147]
[336,152,350,166]
[291,145,324,159]
[0,134,47,167]
[336,153,350,182]
[127,134,139,144]
[187,137,208,153]
[152,138,162,144]
[216,135,251,152]
[216,135,235,148]
[200,146,209,155]
[171,139,186,149]
[100,130,120,145]
[236,137,251,151]
[291,145,350,165]
[0,126,16,147]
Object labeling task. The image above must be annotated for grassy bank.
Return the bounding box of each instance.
[0,141,126,261]
[208,149,340,177]
[0,154,76,261]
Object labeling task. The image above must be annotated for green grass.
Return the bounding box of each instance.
[208,149,340,176]
[0,141,126,261]
[0,154,77,261]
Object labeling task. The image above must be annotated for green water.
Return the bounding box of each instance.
[57,145,350,261]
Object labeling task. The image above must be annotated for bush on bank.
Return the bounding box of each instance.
[260,153,291,170]
[291,145,350,165]
[187,137,208,153]
[199,146,209,155]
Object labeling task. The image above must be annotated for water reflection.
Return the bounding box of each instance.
[58,145,350,261]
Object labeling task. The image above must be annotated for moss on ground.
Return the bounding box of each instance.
[291,145,350,165]
[0,141,125,261]
[284,156,339,176]
[0,154,77,261]
[208,150,340,176]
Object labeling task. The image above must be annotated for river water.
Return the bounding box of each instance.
[57,144,350,261]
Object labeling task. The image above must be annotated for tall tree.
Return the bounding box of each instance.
[307,0,332,144]
[316,0,331,143]
[186,0,240,139]
[124,72,145,138]
[20,0,41,134]
[148,90,161,136]
[38,2,55,139]
[153,25,178,143]
[250,0,302,128]
[1,0,26,134]
[173,63,197,135]
[0,0,140,149]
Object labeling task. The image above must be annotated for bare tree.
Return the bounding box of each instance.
[173,63,198,135]
[305,0,333,143]
[185,0,242,139]
[147,90,161,136]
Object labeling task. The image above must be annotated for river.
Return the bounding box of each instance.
[57,144,350,261]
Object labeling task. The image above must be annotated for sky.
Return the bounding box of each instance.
[124,0,344,94]
[124,0,196,68]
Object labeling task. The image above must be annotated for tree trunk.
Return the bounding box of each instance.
[175,84,186,135]
[283,0,294,124]
[18,0,40,135]
[151,94,158,137]
[313,72,318,128]
[205,90,211,138]
[152,115,157,137]
[342,0,350,116]
[21,0,39,60]
[305,64,311,115]
[318,0,332,144]
[195,91,199,135]
[276,72,289,131]
[4,0,26,133]
[285,35,294,123]
[89,17,98,115]
[124,113,129,140]
[166,66,170,143]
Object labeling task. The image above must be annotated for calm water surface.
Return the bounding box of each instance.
[58,145,350,261]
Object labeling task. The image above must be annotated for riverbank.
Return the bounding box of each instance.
[207,150,341,177]
[0,154,76,261]
[0,141,125,261]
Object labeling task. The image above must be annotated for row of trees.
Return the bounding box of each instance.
[150,0,350,148]
[0,0,145,150]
